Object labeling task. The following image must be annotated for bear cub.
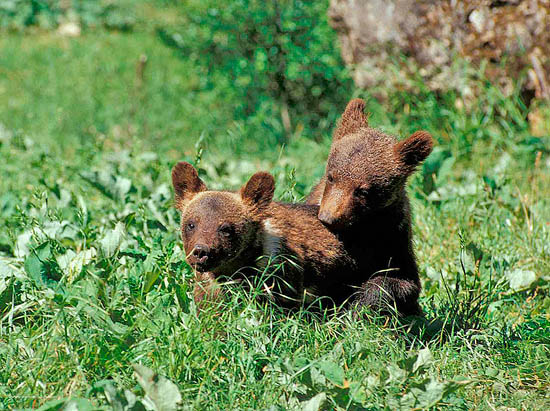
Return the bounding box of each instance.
[308,98,433,316]
[171,162,358,308]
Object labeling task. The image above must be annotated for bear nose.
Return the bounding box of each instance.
[318,210,335,226]
[192,244,210,261]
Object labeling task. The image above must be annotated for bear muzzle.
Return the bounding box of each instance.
[188,244,215,271]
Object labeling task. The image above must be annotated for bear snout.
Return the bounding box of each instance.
[319,192,350,229]
[318,209,349,230]
[318,210,336,226]
[188,244,213,270]
[192,244,211,260]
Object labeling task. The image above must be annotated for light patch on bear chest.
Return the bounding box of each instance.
[261,219,283,257]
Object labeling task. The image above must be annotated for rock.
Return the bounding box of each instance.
[57,21,81,37]
[328,0,550,102]
[469,9,488,33]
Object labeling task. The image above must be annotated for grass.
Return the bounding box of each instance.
[1,2,550,410]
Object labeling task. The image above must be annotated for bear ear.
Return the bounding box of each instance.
[240,172,275,212]
[333,98,369,141]
[394,131,434,172]
[171,162,207,210]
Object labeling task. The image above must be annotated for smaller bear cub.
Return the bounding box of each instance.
[172,162,358,308]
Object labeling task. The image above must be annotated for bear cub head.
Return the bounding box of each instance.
[318,98,433,229]
[172,161,274,273]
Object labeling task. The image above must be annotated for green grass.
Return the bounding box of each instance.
[1,2,550,410]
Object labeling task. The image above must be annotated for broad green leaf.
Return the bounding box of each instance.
[99,380,148,411]
[132,364,182,411]
[100,222,126,257]
[32,398,95,411]
[143,270,160,294]
[57,250,77,273]
[146,198,168,231]
[349,380,366,404]
[42,220,79,241]
[366,374,380,389]
[81,170,133,201]
[69,248,96,272]
[0,270,7,298]
[0,259,25,281]
[57,248,97,283]
[15,230,33,258]
[124,389,148,411]
[61,398,96,411]
[302,392,326,411]
[460,247,476,274]
[96,380,127,411]
[386,363,407,383]
[317,360,345,386]
[33,399,67,411]
[171,279,191,314]
[114,176,132,200]
[25,242,49,281]
[24,242,60,286]
[413,347,433,373]
[506,269,537,291]
[400,378,463,409]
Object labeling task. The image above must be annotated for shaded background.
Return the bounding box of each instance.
[1,1,549,178]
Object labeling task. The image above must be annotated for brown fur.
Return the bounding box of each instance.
[172,162,358,308]
[333,98,369,141]
[305,98,369,207]
[305,176,326,206]
[308,99,433,316]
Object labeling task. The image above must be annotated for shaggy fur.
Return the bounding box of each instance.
[307,98,433,316]
[171,162,358,308]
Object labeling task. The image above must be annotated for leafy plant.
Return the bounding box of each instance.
[0,0,135,31]
[158,0,353,146]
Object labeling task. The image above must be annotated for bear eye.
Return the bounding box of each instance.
[185,222,195,232]
[354,187,369,200]
[327,173,334,183]
[218,223,234,237]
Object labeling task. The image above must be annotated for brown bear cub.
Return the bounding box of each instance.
[307,98,433,316]
[171,162,358,309]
